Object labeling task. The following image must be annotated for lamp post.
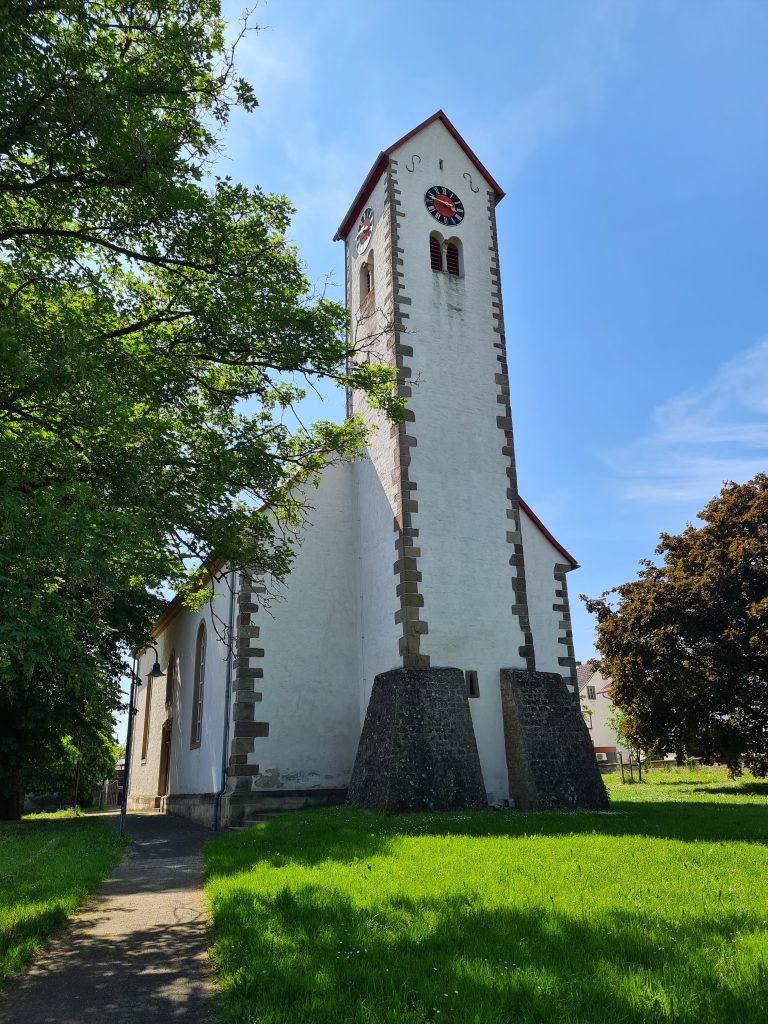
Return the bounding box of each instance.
[119,645,164,837]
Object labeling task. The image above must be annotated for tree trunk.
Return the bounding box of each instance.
[0,792,23,820]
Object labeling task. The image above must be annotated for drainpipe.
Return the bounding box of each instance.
[212,568,237,831]
[119,655,139,837]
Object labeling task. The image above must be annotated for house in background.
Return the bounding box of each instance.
[577,664,630,765]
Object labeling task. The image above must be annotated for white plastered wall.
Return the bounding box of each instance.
[248,460,362,789]
[520,507,572,677]
[127,666,168,802]
[346,169,403,714]
[580,669,630,757]
[128,573,231,803]
[381,121,529,801]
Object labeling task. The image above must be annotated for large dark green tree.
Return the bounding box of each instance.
[0,1,398,816]
[584,475,768,776]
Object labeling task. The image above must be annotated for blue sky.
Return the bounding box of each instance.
[118,0,768,744]
[216,0,768,662]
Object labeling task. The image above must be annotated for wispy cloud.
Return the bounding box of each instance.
[608,338,768,504]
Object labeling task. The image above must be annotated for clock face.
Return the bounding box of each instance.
[424,186,465,226]
[355,207,374,255]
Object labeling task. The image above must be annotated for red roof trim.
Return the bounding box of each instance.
[518,496,579,569]
[333,110,505,243]
[333,152,388,244]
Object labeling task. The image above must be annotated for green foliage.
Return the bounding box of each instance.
[0,811,125,984]
[204,771,768,1024]
[584,475,768,777]
[25,730,117,806]
[0,2,400,806]
[605,702,630,749]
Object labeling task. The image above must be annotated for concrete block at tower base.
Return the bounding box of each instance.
[500,668,609,811]
[347,667,487,810]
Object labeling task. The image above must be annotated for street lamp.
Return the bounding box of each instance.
[119,645,164,837]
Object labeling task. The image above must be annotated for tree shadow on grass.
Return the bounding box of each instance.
[0,813,211,1020]
[694,783,768,798]
[208,883,768,1024]
[0,914,211,1021]
[205,797,768,877]
[0,816,126,985]
[0,907,70,986]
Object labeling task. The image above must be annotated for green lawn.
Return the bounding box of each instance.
[0,810,125,985]
[204,768,768,1024]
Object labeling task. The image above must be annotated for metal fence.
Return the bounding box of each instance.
[598,755,702,782]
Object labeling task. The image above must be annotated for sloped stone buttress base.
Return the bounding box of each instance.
[347,666,487,810]
[500,668,609,810]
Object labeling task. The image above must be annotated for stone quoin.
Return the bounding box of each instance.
[127,111,607,823]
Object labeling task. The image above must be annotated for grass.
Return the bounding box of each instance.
[204,767,768,1024]
[0,809,125,985]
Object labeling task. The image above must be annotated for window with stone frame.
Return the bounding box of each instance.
[165,650,176,707]
[587,685,596,700]
[190,623,206,748]
[141,678,152,762]
[360,252,374,303]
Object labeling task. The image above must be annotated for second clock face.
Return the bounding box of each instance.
[424,186,465,226]
[355,207,374,255]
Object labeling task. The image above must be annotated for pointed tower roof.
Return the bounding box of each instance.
[333,110,505,242]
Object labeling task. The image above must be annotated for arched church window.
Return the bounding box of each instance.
[165,650,176,707]
[141,677,153,762]
[429,232,443,272]
[190,623,206,748]
[446,239,461,277]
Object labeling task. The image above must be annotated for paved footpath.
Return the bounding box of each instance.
[0,813,214,1024]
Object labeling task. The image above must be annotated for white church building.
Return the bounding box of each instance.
[127,112,605,826]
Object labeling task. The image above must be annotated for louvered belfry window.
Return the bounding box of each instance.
[429,235,443,271]
[446,242,460,276]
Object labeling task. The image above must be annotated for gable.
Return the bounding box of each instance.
[518,497,578,569]
[334,110,504,243]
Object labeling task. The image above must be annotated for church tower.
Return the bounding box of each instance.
[127,113,606,827]
[337,111,606,810]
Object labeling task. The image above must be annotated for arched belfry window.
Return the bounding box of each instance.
[190,623,206,748]
[360,253,374,303]
[446,238,462,277]
[429,232,443,272]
